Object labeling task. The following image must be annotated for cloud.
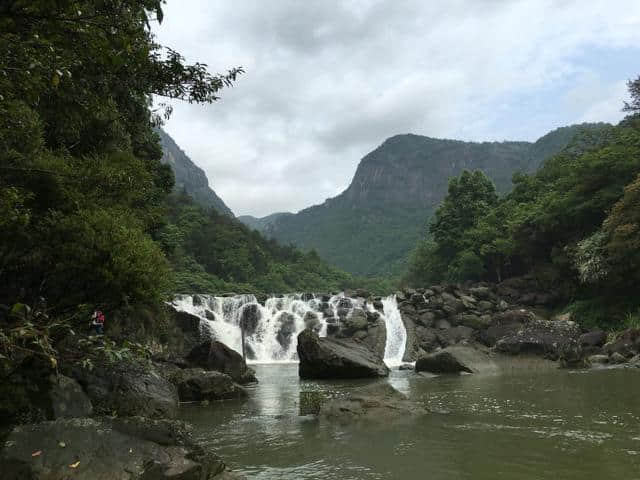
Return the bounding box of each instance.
[154,0,640,216]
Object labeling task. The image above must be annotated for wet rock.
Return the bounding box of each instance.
[297,329,389,379]
[360,317,387,358]
[169,368,247,402]
[416,350,473,374]
[239,304,260,336]
[416,346,497,374]
[366,310,381,323]
[303,311,321,333]
[186,341,257,384]
[204,309,216,321]
[0,417,243,480]
[338,297,353,309]
[373,299,384,311]
[276,312,297,350]
[301,292,315,301]
[318,383,425,423]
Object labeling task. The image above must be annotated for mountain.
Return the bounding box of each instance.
[157,128,234,217]
[249,123,608,277]
[238,212,293,231]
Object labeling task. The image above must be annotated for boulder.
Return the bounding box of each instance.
[416,350,473,374]
[579,330,607,348]
[417,311,436,327]
[588,354,610,365]
[360,317,387,359]
[610,352,627,364]
[415,346,497,374]
[437,325,475,346]
[415,327,440,353]
[297,329,389,379]
[169,368,247,402]
[435,319,451,330]
[318,383,426,423]
[342,308,368,333]
[69,361,178,419]
[275,312,296,350]
[303,311,321,333]
[495,318,581,361]
[603,329,640,359]
[0,417,244,480]
[239,304,260,336]
[186,341,257,384]
[0,360,92,427]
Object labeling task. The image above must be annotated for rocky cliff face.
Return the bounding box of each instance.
[157,128,234,217]
[251,123,608,276]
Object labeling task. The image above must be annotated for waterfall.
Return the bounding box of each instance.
[170,293,407,366]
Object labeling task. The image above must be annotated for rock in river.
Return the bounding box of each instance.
[415,346,498,375]
[297,329,389,379]
[186,340,257,384]
[319,383,426,423]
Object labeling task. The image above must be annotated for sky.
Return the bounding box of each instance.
[154,0,640,217]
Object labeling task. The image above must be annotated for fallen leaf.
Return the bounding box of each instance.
[31,450,42,457]
[69,461,80,469]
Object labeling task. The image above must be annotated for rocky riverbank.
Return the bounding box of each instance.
[0,305,253,479]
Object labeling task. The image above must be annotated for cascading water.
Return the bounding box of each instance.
[171,293,407,367]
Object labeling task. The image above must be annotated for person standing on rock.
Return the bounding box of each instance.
[90,309,105,335]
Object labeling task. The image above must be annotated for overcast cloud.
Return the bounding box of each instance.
[154,0,640,217]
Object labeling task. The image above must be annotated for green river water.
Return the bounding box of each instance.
[179,364,640,480]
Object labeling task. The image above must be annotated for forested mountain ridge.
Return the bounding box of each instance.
[157,128,234,217]
[250,123,607,277]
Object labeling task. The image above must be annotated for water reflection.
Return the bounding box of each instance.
[179,364,640,480]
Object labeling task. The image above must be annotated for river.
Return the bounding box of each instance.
[179,364,640,479]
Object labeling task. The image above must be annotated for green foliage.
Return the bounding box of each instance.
[0,0,240,310]
[160,193,363,294]
[406,81,640,329]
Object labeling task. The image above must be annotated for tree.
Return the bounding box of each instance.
[0,1,242,309]
[623,75,640,115]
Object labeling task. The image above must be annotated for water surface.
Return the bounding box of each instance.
[179,364,640,479]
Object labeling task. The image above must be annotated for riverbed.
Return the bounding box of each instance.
[179,364,640,479]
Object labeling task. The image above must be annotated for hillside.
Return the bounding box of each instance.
[238,212,293,231]
[157,128,234,216]
[251,123,608,276]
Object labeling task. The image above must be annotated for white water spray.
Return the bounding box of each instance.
[170,293,407,367]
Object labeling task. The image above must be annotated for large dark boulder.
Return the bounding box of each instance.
[0,358,92,427]
[0,417,245,479]
[69,361,179,419]
[416,350,473,374]
[342,308,368,334]
[275,312,297,350]
[415,346,497,374]
[359,317,387,359]
[297,329,389,379]
[168,368,247,402]
[495,318,581,361]
[186,341,257,384]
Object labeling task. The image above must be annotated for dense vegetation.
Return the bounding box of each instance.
[160,192,359,294]
[406,78,640,328]
[251,125,605,277]
[0,1,370,368]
